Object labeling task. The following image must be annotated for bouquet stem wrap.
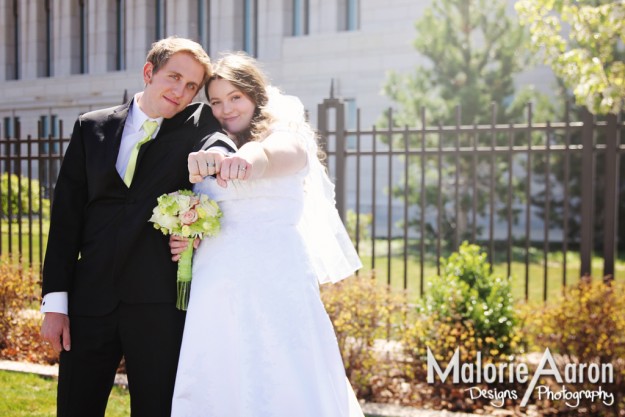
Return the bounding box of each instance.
[149,190,222,311]
[176,242,195,310]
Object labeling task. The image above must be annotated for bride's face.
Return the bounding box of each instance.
[208,78,256,135]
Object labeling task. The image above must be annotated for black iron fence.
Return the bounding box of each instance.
[0,121,67,269]
[318,95,624,300]
[1,100,623,301]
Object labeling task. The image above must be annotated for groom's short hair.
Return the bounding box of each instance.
[146,36,212,88]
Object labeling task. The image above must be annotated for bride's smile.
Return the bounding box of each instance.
[208,79,256,135]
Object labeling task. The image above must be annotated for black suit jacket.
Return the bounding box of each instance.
[42,100,225,316]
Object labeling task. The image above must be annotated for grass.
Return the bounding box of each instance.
[3,222,624,302]
[0,370,384,417]
[1,220,48,268]
[0,370,129,417]
[357,240,625,302]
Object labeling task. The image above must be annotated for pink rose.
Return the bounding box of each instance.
[180,209,199,225]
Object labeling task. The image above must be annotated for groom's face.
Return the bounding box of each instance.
[139,52,205,119]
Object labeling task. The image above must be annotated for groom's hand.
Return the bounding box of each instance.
[188,150,227,184]
[41,312,71,353]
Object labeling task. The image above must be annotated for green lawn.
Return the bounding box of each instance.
[0,370,129,417]
[3,222,624,303]
[0,370,383,416]
[1,220,48,268]
[357,243,625,302]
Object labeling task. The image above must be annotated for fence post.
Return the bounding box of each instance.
[602,113,619,277]
[317,81,347,221]
[579,108,594,276]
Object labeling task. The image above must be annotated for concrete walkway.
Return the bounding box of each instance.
[0,360,484,417]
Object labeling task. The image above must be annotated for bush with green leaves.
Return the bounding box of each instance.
[519,276,625,415]
[0,173,50,221]
[345,209,372,245]
[403,242,518,372]
[397,243,520,411]
[426,242,516,354]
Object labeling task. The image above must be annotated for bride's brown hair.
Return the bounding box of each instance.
[204,52,275,145]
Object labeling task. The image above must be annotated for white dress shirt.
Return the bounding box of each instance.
[41,93,163,314]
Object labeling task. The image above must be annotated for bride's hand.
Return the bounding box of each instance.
[187,150,227,184]
[216,155,252,187]
[169,235,200,262]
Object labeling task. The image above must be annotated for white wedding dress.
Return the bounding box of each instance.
[171,128,364,416]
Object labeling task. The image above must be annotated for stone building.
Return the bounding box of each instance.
[1,0,419,137]
[0,0,551,138]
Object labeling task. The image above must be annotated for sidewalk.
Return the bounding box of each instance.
[0,359,128,387]
[0,360,484,417]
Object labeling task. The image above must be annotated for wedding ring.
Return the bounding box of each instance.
[239,166,247,172]
[207,161,215,168]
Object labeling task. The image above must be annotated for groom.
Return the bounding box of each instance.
[40,37,223,417]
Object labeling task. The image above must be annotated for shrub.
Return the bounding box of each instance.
[0,257,37,346]
[0,173,51,221]
[320,275,406,398]
[419,242,517,357]
[519,276,625,415]
[399,242,520,411]
[0,257,56,364]
[345,210,372,245]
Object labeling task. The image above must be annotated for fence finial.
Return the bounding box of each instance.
[329,79,335,99]
[122,89,128,104]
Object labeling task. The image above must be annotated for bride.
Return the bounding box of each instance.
[169,52,364,417]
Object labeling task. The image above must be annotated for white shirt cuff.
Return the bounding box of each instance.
[41,292,68,315]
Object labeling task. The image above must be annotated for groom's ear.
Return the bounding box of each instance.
[143,62,154,84]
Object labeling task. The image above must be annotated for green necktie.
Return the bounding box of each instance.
[123,120,158,186]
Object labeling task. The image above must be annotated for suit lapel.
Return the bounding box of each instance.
[106,102,131,187]
[108,103,130,143]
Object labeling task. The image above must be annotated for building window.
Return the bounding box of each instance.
[6,0,20,80]
[39,115,60,152]
[243,0,257,56]
[34,0,49,77]
[345,98,358,149]
[40,115,57,138]
[292,0,309,36]
[38,115,60,191]
[51,115,59,138]
[116,0,126,71]
[198,0,210,54]
[3,117,15,138]
[40,116,48,138]
[79,0,88,74]
[339,0,359,31]
[3,117,20,155]
[347,0,359,30]
[156,0,166,40]
[45,0,53,77]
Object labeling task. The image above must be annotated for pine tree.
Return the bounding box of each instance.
[381,0,554,253]
[383,0,548,126]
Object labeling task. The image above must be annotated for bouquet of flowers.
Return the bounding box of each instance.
[149,190,222,310]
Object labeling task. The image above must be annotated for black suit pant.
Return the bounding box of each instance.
[57,302,186,417]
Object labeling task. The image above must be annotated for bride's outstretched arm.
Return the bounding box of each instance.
[227,131,307,180]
